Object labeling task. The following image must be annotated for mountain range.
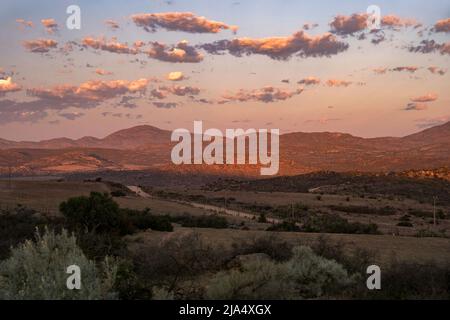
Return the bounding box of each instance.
[1,122,449,177]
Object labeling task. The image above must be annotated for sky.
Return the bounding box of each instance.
[0,0,449,141]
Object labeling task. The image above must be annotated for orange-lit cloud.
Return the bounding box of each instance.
[28,78,150,101]
[433,18,450,33]
[146,40,203,63]
[410,93,438,103]
[372,67,388,74]
[82,37,139,55]
[167,71,185,81]
[330,13,420,35]
[223,86,303,103]
[41,18,58,34]
[0,77,21,94]
[23,39,58,53]
[95,68,113,76]
[381,15,421,28]
[105,19,120,30]
[428,66,446,75]
[16,19,33,29]
[330,13,368,35]
[131,12,238,34]
[405,102,428,111]
[325,79,352,87]
[200,30,348,60]
[151,85,200,98]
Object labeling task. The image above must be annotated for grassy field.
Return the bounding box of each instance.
[0,180,109,215]
[128,226,450,267]
[1,179,449,268]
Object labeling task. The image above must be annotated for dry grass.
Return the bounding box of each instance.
[0,180,109,215]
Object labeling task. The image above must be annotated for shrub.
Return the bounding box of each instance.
[397,222,413,227]
[60,192,121,234]
[0,208,46,260]
[258,213,267,223]
[133,232,225,298]
[302,214,379,234]
[231,234,293,262]
[121,208,173,232]
[0,228,117,300]
[206,246,356,299]
[171,214,227,229]
[266,221,300,232]
[110,190,126,197]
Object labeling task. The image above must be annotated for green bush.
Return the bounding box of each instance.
[302,214,379,234]
[171,214,227,229]
[121,208,173,232]
[0,228,117,300]
[110,190,126,197]
[266,221,300,232]
[60,192,121,234]
[206,246,356,299]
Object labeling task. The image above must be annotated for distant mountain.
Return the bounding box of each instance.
[1,122,449,176]
[0,125,170,150]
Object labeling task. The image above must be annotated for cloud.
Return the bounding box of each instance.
[0,77,21,95]
[146,40,203,63]
[28,78,150,102]
[404,102,428,111]
[223,86,303,103]
[167,71,184,81]
[408,40,450,55]
[325,79,352,87]
[330,13,420,35]
[200,30,348,60]
[330,13,368,35]
[131,12,238,34]
[433,18,450,33]
[41,18,58,34]
[0,99,50,124]
[372,67,388,74]
[410,93,438,103]
[16,19,33,29]
[23,39,58,53]
[0,78,150,124]
[415,116,450,128]
[161,85,200,96]
[95,68,113,76]
[105,19,120,30]
[82,37,139,55]
[390,66,419,73]
[58,112,85,120]
[153,102,178,109]
[151,85,200,98]
[381,15,421,28]
[404,93,438,111]
[297,77,321,85]
[428,66,446,75]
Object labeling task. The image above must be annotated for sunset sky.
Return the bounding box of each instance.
[0,0,449,141]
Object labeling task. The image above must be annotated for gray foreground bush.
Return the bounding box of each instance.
[0,228,118,300]
[206,246,356,299]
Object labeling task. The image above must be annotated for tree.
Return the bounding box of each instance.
[60,192,121,233]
